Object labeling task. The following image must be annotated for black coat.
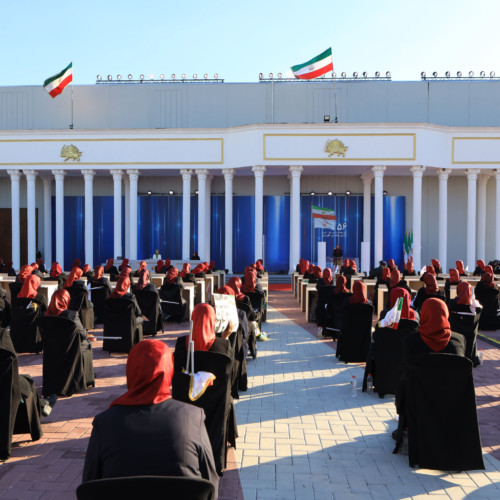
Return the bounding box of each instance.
[82,398,219,491]
[412,287,446,312]
[447,301,482,366]
[404,330,466,359]
[474,282,500,330]
[336,302,374,362]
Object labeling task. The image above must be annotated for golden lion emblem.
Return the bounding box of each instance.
[60,144,82,162]
[325,139,348,157]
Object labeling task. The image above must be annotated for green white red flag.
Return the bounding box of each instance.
[312,205,336,230]
[378,297,403,330]
[291,48,333,80]
[43,62,73,98]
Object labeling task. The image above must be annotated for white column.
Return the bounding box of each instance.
[361,174,373,243]
[23,170,38,264]
[253,166,266,262]
[372,166,386,265]
[42,175,52,265]
[127,170,140,260]
[437,169,451,272]
[7,170,21,270]
[180,170,193,260]
[196,169,209,260]
[495,170,500,258]
[410,166,425,271]
[124,176,130,258]
[222,169,235,273]
[110,170,123,259]
[205,175,212,261]
[289,166,303,272]
[466,169,481,272]
[52,170,66,270]
[81,170,95,267]
[477,173,490,263]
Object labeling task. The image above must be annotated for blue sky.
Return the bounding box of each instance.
[2,0,499,86]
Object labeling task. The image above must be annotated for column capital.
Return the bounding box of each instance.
[41,174,52,185]
[478,172,492,184]
[52,169,67,181]
[180,169,193,180]
[23,169,38,181]
[252,165,266,177]
[7,169,22,180]
[371,165,386,177]
[110,169,124,181]
[81,169,96,180]
[495,169,500,180]
[410,165,426,177]
[127,169,140,179]
[222,168,235,180]
[288,165,303,178]
[195,169,209,180]
[466,168,481,181]
[437,168,452,181]
[360,173,373,183]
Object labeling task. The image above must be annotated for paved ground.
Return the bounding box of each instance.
[1,290,499,499]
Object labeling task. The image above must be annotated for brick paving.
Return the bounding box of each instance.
[1,290,500,499]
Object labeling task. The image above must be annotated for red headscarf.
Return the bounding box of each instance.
[389,287,416,320]
[217,285,235,296]
[30,263,39,270]
[481,272,495,289]
[45,289,71,316]
[189,303,216,351]
[388,259,396,271]
[228,277,245,301]
[165,267,179,284]
[485,265,494,275]
[449,269,460,284]
[424,273,439,294]
[312,266,322,279]
[165,259,171,268]
[192,263,205,275]
[18,274,41,299]
[323,268,333,286]
[431,259,441,272]
[135,268,151,290]
[104,258,114,272]
[120,267,132,278]
[179,262,191,278]
[477,260,486,271]
[382,267,391,281]
[18,265,33,283]
[110,340,173,407]
[120,259,130,272]
[71,259,81,269]
[83,264,91,274]
[155,260,164,273]
[139,261,147,270]
[456,260,465,275]
[456,281,473,305]
[241,267,257,293]
[50,262,62,278]
[425,265,436,276]
[307,263,314,274]
[390,269,401,288]
[93,265,104,281]
[349,281,368,304]
[110,276,130,298]
[405,259,414,274]
[334,275,349,294]
[256,260,264,271]
[298,259,309,275]
[64,267,83,288]
[349,259,357,272]
[210,260,216,270]
[203,262,210,272]
[419,298,451,352]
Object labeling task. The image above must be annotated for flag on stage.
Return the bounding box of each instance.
[43,62,73,98]
[312,205,336,230]
[291,48,333,80]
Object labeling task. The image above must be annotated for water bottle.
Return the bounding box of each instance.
[366,373,374,393]
[351,375,357,397]
[478,349,484,365]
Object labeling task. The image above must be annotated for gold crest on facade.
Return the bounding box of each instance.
[60,144,82,162]
[325,139,348,157]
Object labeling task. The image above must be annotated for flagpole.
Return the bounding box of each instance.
[70,80,74,129]
[332,70,338,123]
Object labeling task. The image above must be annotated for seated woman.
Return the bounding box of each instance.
[159,267,186,322]
[444,268,461,303]
[82,340,219,491]
[474,272,500,330]
[154,259,166,274]
[347,280,371,307]
[413,274,445,312]
[71,259,82,270]
[403,259,416,277]
[179,262,196,283]
[373,266,391,310]
[419,265,436,282]
[303,263,315,281]
[46,262,67,289]
[132,268,157,293]
[227,277,261,325]
[448,281,482,318]
[389,269,411,295]
[296,258,309,275]
[110,275,143,324]
[133,261,148,278]
[325,275,352,335]
[473,259,486,276]
[82,264,93,280]
[241,265,264,296]
[104,258,119,278]
[456,260,466,277]
[64,267,89,310]
[90,265,112,293]
[256,259,266,276]
[431,258,443,276]
[9,264,33,304]
[307,266,322,284]
[192,262,206,278]
[17,274,48,311]
[118,258,130,273]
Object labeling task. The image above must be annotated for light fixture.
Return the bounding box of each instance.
[140,74,145,80]
[259,73,263,80]
[160,74,165,80]
[168,189,174,195]
[345,190,351,195]
[480,71,485,77]
[269,73,273,78]
[332,72,337,78]
[204,73,208,79]
[386,71,391,78]
[491,71,496,77]
[147,190,152,195]
[150,74,154,80]
[353,72,358,78]
[97,75,102,80]
[432,71,438,78]
[324,115,330,122]
[181,74,186,79]
[214,73,219,78]
[383,190,388,196]
[195,190,199,195]
[117,74,122,80]
[363,72,368,78]
[193,74,197,79]
[128,74,133,79]
[278,72,282,78]
[457,71,462,77]
[327,191,333,196]
[421,71,426,78]
[171,74,176,79]
[445,71,450,77]
[375,71,380,77]
[341,72,346,78]
[469,71,474,77]
[310,191,315,196]
[107,75,112,80]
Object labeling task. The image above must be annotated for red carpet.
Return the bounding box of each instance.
[268,283,292,291]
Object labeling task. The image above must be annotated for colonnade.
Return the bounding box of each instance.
[5,165,500,273]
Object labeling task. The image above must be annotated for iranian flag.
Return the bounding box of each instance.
[291,48,333,80]
[312,205,336,230]
[43,62,73,98]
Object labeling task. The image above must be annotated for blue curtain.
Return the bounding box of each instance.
[263,196,290,273]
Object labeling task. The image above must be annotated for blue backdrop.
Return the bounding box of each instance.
[52,194,404,273]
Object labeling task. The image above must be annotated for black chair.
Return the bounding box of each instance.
[336,302,374,363]
[90,282,110,324]
[159,284,187,323]
[76,476,215,500]
[244,291,265,325]
[67,285,95,330]
[448,310,481,367]
[172,346,235,475]
[398,353,484,471]
[103,298,143,353]
[475,287,500,330]
[8,281,23,304]
[0,328,43,461]
[9,297,45,354]
[323,292,351,339]
[0,291,11,328]
[134,289,163,336]
[315,285,334,327]
[39,316,95,397]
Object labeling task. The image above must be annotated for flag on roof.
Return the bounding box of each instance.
[43,62,73,98]
[312,205,336,230]
[291,48,333,80]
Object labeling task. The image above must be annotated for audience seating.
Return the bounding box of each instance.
[9,297,45,354]
[134,289,163,336]
[103,298,143,353]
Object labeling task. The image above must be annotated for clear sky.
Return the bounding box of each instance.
[2,0,500,86]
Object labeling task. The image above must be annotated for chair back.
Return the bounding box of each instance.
[337,302,374,362]
[67,285,88,312]
[134,289,160,335]
[9,297,44,353]
[405,353,484,471]
[103,298,142,353]
[448,309,481,366]
[76,475,215,500]
[159,284,184,322]
[244,291,265,314]
[90,281,110,323]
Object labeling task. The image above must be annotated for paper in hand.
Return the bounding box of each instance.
[213,293,239,334]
